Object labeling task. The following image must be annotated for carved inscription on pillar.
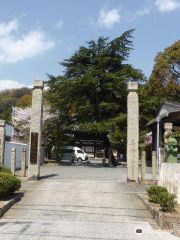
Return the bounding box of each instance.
[30,132,38,164]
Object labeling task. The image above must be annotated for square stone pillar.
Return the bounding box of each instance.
[28,80,44,181]
[0,120,6,167]
[127,82,139,181]
[152,151,157,181]
[11,148,16,175]
[141,151,146,181]
[21,148,26,177]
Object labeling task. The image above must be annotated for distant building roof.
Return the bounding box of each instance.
[147,102,180,127]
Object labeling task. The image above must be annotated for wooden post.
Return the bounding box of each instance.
[152,151,157,181]
[11,148,16,175]
[21,148,26,177]
[141,151,146,180]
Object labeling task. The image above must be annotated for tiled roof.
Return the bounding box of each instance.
[147,102,180,127]
[157,102,180,116]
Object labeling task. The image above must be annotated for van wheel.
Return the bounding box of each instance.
[77,157,82,162]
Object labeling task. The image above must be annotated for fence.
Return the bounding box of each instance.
[4,141,45,169]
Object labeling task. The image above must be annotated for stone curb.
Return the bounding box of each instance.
[138,193,180,237]
[138,180,157,185]
[0,191,25,218]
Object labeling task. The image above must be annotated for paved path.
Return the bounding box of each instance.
[0,162,179,240]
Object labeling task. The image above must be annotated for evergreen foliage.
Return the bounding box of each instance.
[146,186,177,212]
[160,192,177,212]
[0,166,12,174]
[0,172,21,198]
[47,30,145,152]
[146,186,168,204]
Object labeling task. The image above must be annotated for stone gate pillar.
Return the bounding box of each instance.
[28,80,44,181]
[0,120,6,167]
[127,82,139,181]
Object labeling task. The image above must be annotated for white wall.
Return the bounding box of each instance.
[4,141,45,170]
[159,163,180,204]
[5,124,12,138]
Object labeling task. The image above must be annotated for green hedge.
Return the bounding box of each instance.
[146,186,177,212]
[160,192,177,212]
[0,172,21,198]
[146,186,168,204]
[0,166,12,174]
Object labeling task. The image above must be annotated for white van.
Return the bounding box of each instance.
[54,146,89,162]
[72,147,89,162]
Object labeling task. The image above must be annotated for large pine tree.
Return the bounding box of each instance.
[47,30,145,155]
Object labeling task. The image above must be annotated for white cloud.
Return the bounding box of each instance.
[128,7,151,22]
[0,19,18,37]
[0,80,25,91]
[54,21,63,29]
[136,7,151,16]
[27,84,33,88]
[155,0,180,13]
[0,80,49,91]
[96,7,121,29]
[0,19,55,65]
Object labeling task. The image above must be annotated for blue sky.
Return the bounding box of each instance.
[0,0,180,90]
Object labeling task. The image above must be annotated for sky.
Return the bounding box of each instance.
[0,0,180,90]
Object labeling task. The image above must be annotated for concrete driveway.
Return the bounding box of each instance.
[0,162,179,240]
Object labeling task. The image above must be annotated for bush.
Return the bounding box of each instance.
[159,192,177,212]
[0,172,21,198]
[0,166,12,174]
[146,186,168,203]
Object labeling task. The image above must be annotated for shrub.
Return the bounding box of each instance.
[146,186,168,203]
[0,172,21,198]
[159,192,177,212]
[0,166,12,174]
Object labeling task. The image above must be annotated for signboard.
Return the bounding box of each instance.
[30,132,38,164]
